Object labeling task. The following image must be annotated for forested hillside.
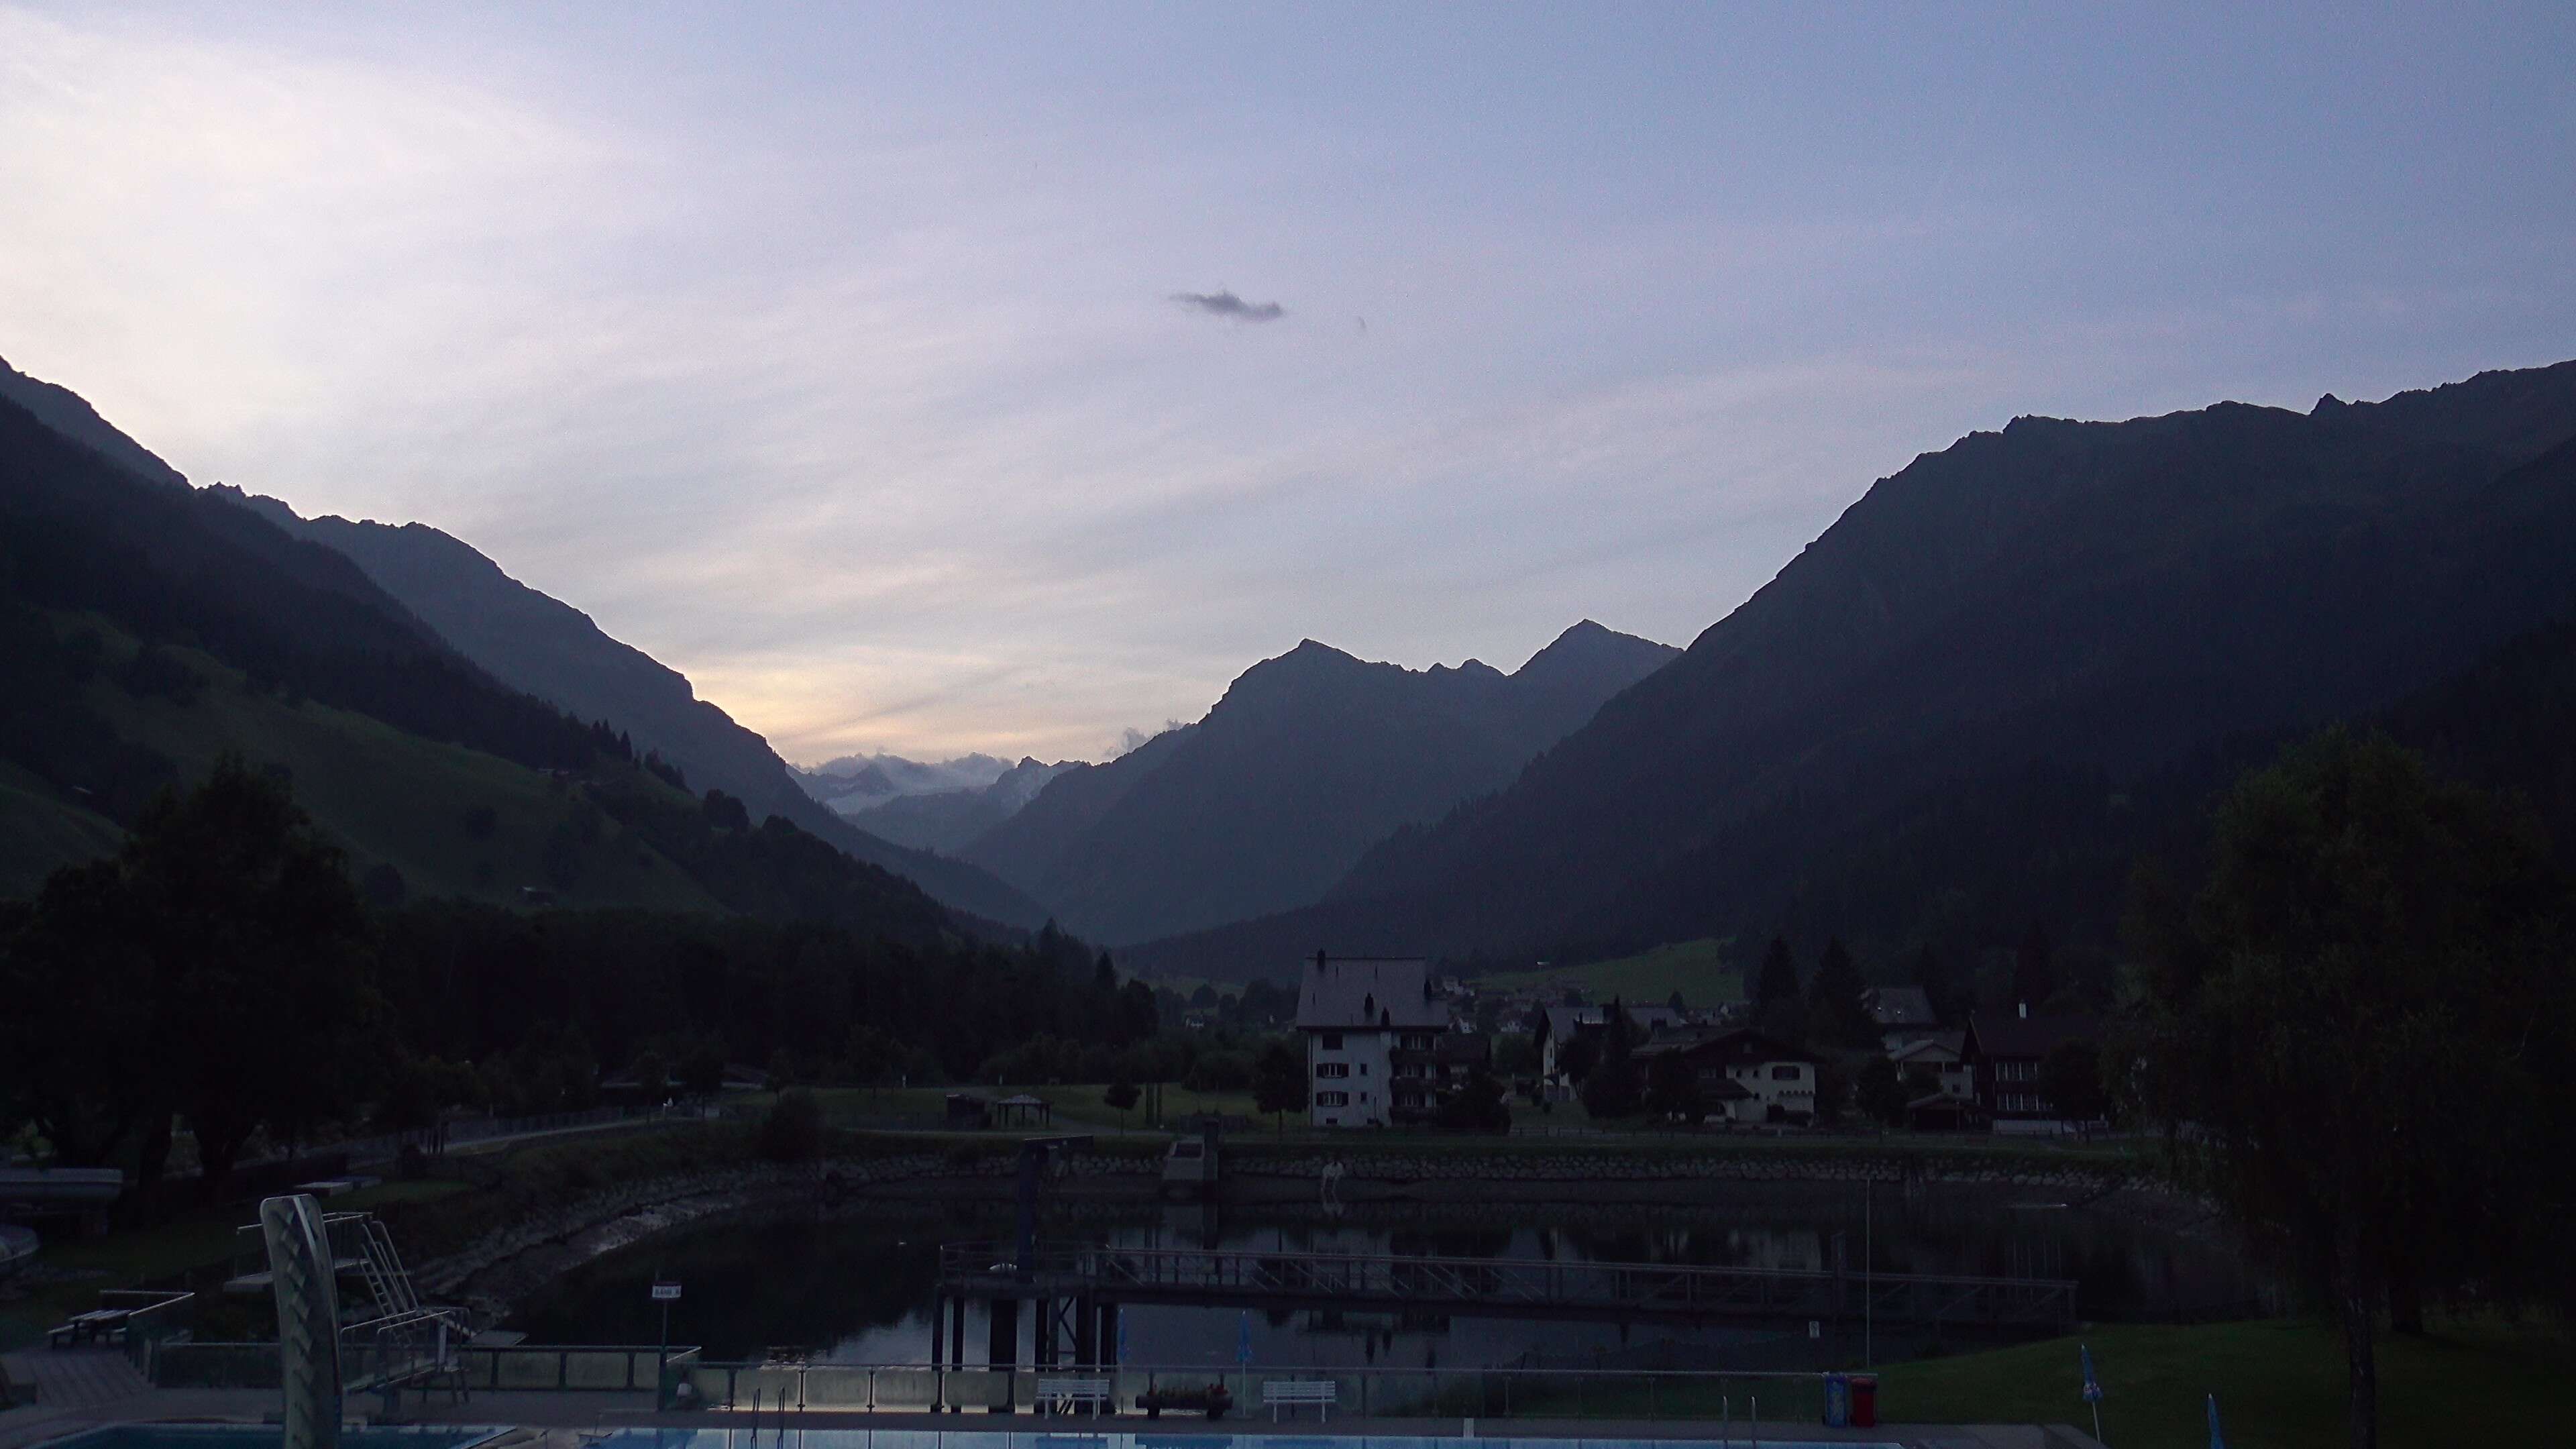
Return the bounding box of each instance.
[1122,362,2576,981]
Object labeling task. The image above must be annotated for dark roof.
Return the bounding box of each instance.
[1538,1004,1686,1042]
[1634,1026,1820,1067]
[1965,1012,2101,1060]
[1888,1030,1967,1064]
[1298,955,1446,1030]
[1863,985,1937,1027]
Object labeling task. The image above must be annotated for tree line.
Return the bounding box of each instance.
[0,759,1159,1191]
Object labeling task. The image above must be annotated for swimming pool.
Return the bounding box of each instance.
[593,1432,1902,1449]
[35,1428,508,1449]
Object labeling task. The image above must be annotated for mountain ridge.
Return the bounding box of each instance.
[961,621,1677,944]
[1116,360,2576,979]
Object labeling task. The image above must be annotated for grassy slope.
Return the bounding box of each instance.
[1,621,720,911]
[1475,937,1744,1005]
[0,760,123,898]
[1875,1318,2570,1448]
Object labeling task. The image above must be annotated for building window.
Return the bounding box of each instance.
[1322,1033,1342,1050]
[1316,1063,1349,1079]
[1360,1091,1369,1103]
[1770,1064,1803,1081]
[1316,1091,1349,1108]
[1402,1034,1434,1051]
[1358,1063,1368,1075]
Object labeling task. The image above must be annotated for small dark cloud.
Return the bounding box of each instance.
[1172,289,1285,323]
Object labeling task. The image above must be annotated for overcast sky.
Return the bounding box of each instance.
[5,3,2572,763]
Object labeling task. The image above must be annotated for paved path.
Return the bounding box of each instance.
[0,1347,154,1449]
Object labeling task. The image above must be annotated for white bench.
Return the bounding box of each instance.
[1263,1379,1338,1421]
[1037,1376,1112,1416]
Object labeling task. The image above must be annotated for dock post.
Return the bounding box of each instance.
[987,1295,1018,1413]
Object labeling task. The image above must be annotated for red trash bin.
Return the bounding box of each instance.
[1851,1374,1878,1428]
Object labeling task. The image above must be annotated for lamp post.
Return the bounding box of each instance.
[651,1279,682,1408]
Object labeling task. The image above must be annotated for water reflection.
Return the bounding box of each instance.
[508,1184,2257,1373]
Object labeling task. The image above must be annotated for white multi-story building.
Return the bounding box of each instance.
[1295,952,1448,1128]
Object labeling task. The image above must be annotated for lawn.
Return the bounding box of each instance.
[802,1083,1262,1133]
[1475,938,1743,1007]
[0,1177,484,1350]
[1874,1316,2571,1448]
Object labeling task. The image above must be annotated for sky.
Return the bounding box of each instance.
[4,3,2573,764]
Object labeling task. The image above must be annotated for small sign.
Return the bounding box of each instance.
[1808,1320,1822,1340]
[651,1282,682,1302]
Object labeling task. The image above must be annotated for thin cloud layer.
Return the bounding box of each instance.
[1171,289,1285,323]
[3,6,2570,763]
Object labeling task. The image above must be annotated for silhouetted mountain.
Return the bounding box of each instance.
[0,368,1015,938]
[793,752,1015,812]
[0,355,189,490]
[840,757,1079,853]
[207,490,1048,928]
[963,623,1676,944]
[1121,360,2576,981]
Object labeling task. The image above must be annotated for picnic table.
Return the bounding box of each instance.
[47,1309,131,1348]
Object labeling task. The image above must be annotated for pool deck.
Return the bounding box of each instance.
[0,1353,2104,1449]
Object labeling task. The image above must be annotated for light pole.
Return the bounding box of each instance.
[651,1278,682,1408]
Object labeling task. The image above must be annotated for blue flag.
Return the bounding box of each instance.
[2208,1392,2226,1449]
[1237,1310,1253,1365]
[2081,1344,2102,1403]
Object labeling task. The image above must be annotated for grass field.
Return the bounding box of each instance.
[804,1083,1265,1132]
[1474,938,1743,1006]
[1874,1317,2570,1448]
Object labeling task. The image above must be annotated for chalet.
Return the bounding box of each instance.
[1630,1027,1822,1124]
[1887,1030,1978,1130]
[1534,1003,1687,1087]
[1962,1009,2102,1134]
[1295,953,1448,1128]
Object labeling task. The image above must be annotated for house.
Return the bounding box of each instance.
[1296,953,1449,1128]
[1887,1030,1978,1130]
[1534,1003,1688,1087]
[1888,1030,1971,1101]
[1962,1009,2102,1134]
[1630,1028,1822,1124]
[1389,1030,1491,1123]
[1862,985,1942,1049]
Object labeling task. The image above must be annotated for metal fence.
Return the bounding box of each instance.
[154,1342,691,1395]
[676,1360,1837,1423]
[152,1345,1838,1424]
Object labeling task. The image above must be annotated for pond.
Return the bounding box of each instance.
[507,1181,2259,1373]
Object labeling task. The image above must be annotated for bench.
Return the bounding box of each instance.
[1263,1379,1338,1421]
[47,1309,129,1349]
[1036,1376,1112,1416]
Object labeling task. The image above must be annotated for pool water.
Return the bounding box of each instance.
[37,1429,506,1449]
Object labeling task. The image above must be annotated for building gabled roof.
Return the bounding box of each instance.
[1636,1026,1821,1067]
[1538,1003,1686,1044]
[1964,1012,2101,1061]
[1889,1030,1967,1065]
[1863,985,1938,1027]
[1297,954,1446,1030]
